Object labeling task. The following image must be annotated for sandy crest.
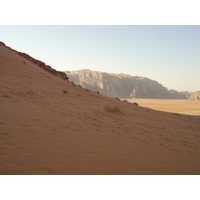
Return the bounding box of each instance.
[0,44,200,175]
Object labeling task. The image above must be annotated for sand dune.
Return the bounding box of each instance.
[0,43,200,175]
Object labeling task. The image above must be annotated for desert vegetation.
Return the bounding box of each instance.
[104,105,121,112]
[63,89,68,94]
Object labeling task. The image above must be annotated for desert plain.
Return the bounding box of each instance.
[0,43,200,175]
[123,99,200,116]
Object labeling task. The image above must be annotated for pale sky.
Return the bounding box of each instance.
[0,25,199,92]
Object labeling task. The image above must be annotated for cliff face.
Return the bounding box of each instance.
[189,91,200,101]
[65,69,189,99]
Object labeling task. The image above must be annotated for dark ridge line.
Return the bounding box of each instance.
[0,41,69,81]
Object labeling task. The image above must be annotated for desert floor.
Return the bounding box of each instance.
[122,99,200,116]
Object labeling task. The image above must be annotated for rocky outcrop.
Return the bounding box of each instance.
[130,84,168,99]
[0,41,6,46]
[0,41,68,81]
[168,90,191,99]
[188,91,200,101]
[66,69,189,99]
[17,52,68,80]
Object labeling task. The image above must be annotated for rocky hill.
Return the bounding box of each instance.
[65,69,189,99]
[189,91,200,101]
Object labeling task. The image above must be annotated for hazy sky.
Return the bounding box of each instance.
[0,25,199,92]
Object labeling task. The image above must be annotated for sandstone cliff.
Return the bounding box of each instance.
[189,91,200,101]
[66,69,189,99]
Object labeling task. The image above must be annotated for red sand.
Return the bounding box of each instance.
[0,43,200,174]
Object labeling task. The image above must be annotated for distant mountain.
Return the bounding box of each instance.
[189,91,200,101]
[65,69,190,99]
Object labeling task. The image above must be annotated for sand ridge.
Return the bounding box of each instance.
[0,43,200,174]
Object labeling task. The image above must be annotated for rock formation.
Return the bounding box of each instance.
[66,69,189,99]
[189,91,200,101]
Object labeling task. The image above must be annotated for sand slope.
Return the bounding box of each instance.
[0,44,200,175]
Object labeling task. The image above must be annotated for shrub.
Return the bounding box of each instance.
[63,89,68,94]
[133,102,138,106]
[71,81,76,87]
[27,90,34,94]
[104,105,120,112]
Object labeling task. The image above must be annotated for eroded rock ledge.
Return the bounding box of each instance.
[0,41,68,81]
